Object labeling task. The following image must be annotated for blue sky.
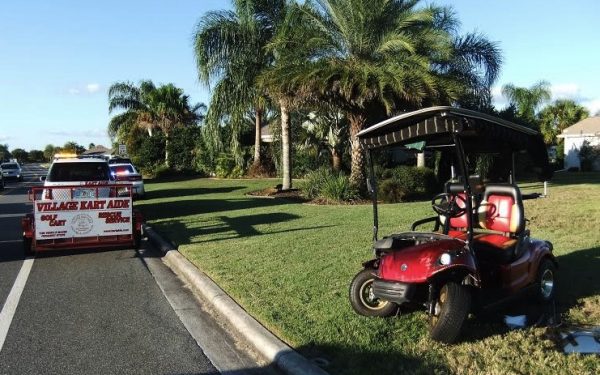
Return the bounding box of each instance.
[1,0,599,151]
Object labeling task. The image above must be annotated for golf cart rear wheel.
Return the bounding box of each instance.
[535,259,556,303]
[349,269,397,317]
[429,282,471,344]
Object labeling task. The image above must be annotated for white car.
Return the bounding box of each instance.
[109,163,145,199]
[41,158,116,199]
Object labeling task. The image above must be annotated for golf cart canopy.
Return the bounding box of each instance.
[358,106,552,180]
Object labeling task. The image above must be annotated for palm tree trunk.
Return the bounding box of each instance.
[280,99,292,190]
[332,149,342,171]
[253,108,263,166]
[348,113,366,191]
[417,152,425,168]
[164,134,170,167]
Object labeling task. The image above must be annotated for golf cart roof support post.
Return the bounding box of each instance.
[367,149,379,242]
[451,132,474,245]
[510,152,516,184]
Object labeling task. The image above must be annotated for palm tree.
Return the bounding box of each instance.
[263,0,501,188]
[194,0,286,169]
[108,80,205,165]
[501,81,551,126]
[538,99,589,144]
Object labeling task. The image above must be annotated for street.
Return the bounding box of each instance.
[0,164,267,375]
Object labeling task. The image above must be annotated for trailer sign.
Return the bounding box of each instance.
[34,198,133,239]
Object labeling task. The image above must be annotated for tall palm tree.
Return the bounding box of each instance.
[501,80,551,125]
[538,99,589,144]
[263,0,501,188]
[108,80,205,165]
[194,0,286,168]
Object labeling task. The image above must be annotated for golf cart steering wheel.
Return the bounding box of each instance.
[431,193,467,218]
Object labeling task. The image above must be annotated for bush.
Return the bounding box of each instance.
[215,153,244,178]
[300,168,358,202]
[579,140,600,172]
[167,126,201,171]
[391,166,438,198]
[378,179,406,203]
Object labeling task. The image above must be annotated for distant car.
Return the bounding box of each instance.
[1,162,23,181]
[109,163,145,199]
[0,170,4,190]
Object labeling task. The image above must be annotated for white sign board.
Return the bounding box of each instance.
[34,198,133,240]
[118,144,127,155]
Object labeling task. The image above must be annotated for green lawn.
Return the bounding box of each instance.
[136,173,600,375]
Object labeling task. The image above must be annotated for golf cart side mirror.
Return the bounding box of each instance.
[39,176,46,182]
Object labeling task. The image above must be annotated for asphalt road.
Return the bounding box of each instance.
[0,163,270,375]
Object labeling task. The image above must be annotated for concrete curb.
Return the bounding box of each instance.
[143,224,329,375]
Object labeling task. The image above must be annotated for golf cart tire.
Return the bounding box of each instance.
[23,237,34,257]
[535,258,557,303]
[349,269,397,317]
[429,282,471,344]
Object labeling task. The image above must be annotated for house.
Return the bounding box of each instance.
[557,117,600,170]
[81,145,114,159]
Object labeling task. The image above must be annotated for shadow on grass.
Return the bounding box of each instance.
[153,215,334,245]
[550,171,600,186]
[138,197,299,221]
[145,185,246,200]
[555,245,600,307]
[296,343,449,375]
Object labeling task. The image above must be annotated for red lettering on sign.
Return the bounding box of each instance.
[107,199,129,209]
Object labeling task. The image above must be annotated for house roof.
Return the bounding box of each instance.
[559,117,600,137]
[82,145,113,155]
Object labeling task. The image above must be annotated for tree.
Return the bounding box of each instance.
[62,141,86,154]
[263,0,501,189]
[538,99,589,144]
[11,148,29,163]
[28,150,45,162]
[194,0,286,169]
[501,81,551,127]
[43,144,56,161]
[0,144,11,162]
[108,80,205,165]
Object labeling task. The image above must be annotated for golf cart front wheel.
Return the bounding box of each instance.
[429,282,471,344]
[349,269,397,317]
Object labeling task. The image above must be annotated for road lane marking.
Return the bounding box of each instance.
[0,257,35,352]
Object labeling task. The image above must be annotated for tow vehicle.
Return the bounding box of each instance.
[21,157,143,255]
[349,106,556,344]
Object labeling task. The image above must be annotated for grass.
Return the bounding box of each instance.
[136,172,600,375]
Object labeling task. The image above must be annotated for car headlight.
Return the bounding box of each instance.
[439,252,452,266]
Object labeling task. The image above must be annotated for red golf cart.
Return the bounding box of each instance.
[349,107,557,344]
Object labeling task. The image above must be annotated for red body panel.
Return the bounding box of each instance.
[499,238,554,292]
[379,239,474,283]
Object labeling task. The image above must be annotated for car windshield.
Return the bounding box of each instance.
[1,163,19,169]
[48,162,111,182]
[110,165,135,175]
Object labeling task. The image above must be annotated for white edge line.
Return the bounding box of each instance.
[0,257,35,352]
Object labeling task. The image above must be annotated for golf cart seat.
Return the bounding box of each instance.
[441,182,478,239]
[473,184,524,263]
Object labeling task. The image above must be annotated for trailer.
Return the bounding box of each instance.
[22,183,144,255]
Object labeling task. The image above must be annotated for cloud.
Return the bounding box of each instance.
[86,83,100,93]
[48,129,107,138]
[581,98,600,116]
[66,83,102,95]
[0,135,11,142]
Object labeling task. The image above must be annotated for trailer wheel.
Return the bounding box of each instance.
[133,231,142,250]
[349,269,397,317]
[429,282,471,344]
[23,237,34,257]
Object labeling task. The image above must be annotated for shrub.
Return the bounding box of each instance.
[300,168,358,202]
[391,166,437,198]
[579,140,600,171]
[215,153,244,178]
[378,179,407,203]
[320,173,359,202]
[167,126,201,171]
